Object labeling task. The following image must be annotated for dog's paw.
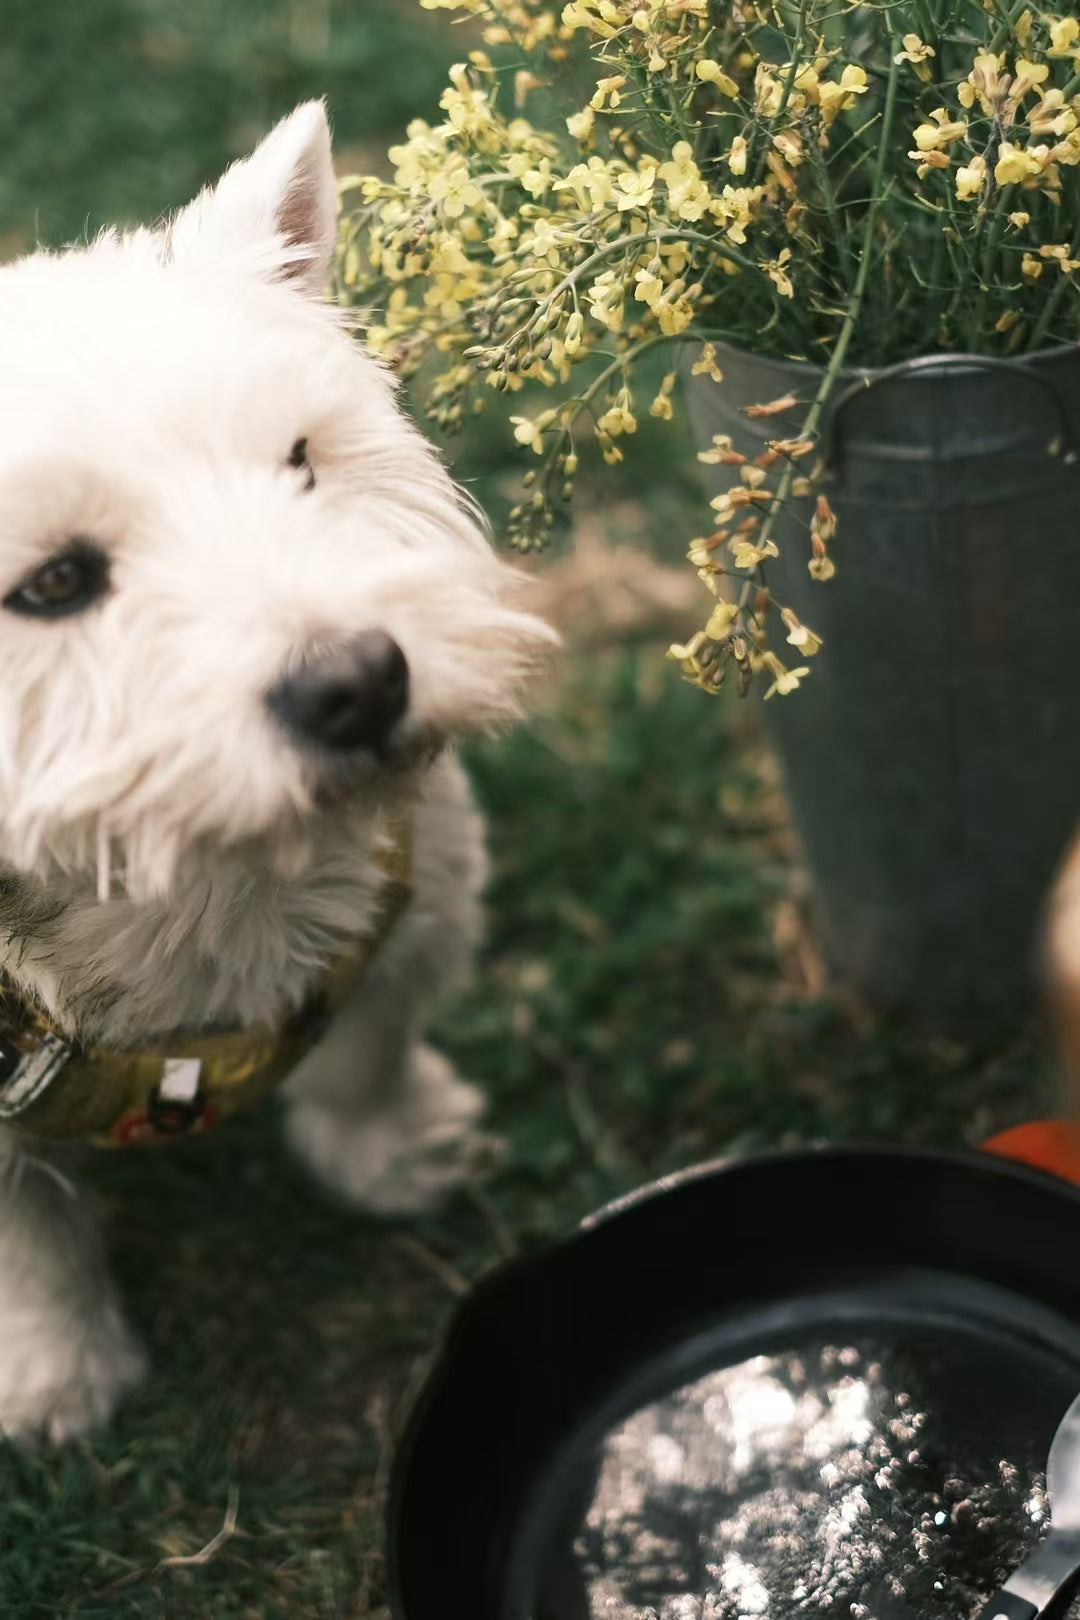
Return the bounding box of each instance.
[0,1303,146,1446]
[286,1044,493,1215]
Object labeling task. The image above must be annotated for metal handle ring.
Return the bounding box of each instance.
[821,351,1080,476]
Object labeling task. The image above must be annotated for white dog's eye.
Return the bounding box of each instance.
[3,541,111,620]
[288,438,315,492]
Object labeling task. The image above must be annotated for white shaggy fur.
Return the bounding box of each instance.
[0,102,553,1441]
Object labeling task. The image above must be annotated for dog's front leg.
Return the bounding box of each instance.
[283,757,490,1214]
[0,1129,144,1443]
[283,965,488,1215]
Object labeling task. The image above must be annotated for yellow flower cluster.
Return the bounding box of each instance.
[907,43,1080,197]
[339,0,1080,700]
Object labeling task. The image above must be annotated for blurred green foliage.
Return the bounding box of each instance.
[0,0,455,248]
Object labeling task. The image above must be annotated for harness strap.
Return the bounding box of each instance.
[0,820,412,1146]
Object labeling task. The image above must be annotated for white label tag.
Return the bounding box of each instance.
[159,1058,203,1104]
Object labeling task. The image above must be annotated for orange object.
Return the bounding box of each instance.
[982,1120,1080,1188]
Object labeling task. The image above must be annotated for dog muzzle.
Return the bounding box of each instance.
[0,824,412,1148]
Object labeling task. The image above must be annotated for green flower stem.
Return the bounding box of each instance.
[555,326,738,436]
[988,0,1035,53]
[971,194,1012,348]
[753,0,810,182]
[741,38,902,601]
[532,227,758,321]
[1029,225,1080,351]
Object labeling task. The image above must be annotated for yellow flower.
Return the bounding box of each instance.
[689,540,723,575]
[563,311,585,353]
[1053,130,1080,166]
[563,0,617,35]
[1022,252,1044,279]
[781,609,822,657]
[1029,91,1077,138]
[765,249,793,298]
[696,60,739,98]
[709,182,764,244]
[913,112,968,152]
[893,33,935,82]
[773,131,803,167]
[691,344,723,383]
[514,70,542,109]
[660,240,691,276]
[705,600,738,638]
[524,216,569,268]
[511,415,545,453]
[1049,17,1080,57]
[807,554,836,582]
[955,155,987,200]
[590,74,627,111]
[427,158,483,219]
[440,66,495,138]
[656,292,697,335]
[615,166,657,211]
[587,269,624,331]
[659,142,710,221]
[660,142,709,204]
[1008,210,1031,228]
[762,654,811,699]
[521,158,553,197]
[728,135,748,176]
[1010,58,1051,102]
[915,141,947,176]
[791,62,823,103]
[730,538,779,570]
[566,107,596,141]
[817,65,868,125]
[994,140,1045,185]
[754,64,785,117]
[812,492,837,542]
[650,392,674,420]
[634,265,665,306]
[697,431,734,463]
[597,389,637,436]
[666,631,707,667]
[1040,243,1080,272]
[554,157,615,210]
[959,52,1008,115]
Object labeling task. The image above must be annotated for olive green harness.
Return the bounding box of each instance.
[0,829,412,1148]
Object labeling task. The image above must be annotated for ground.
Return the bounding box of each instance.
[0,540,1053,1618]
[0,3,1059,1615]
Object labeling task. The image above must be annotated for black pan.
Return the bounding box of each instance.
[388,1146,1080,1620]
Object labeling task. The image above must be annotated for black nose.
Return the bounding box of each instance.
[268,631,409,754]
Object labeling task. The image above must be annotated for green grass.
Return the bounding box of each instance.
[0,3,1057,1613]
[0,641,1051,1617]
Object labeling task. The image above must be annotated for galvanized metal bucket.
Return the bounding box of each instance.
[685,342,1080,1034]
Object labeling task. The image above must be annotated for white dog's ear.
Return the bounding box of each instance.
[168,101,336,296]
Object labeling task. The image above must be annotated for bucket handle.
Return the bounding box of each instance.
[822,352,1080,474]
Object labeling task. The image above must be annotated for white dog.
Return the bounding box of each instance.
[0,102,553,1442]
